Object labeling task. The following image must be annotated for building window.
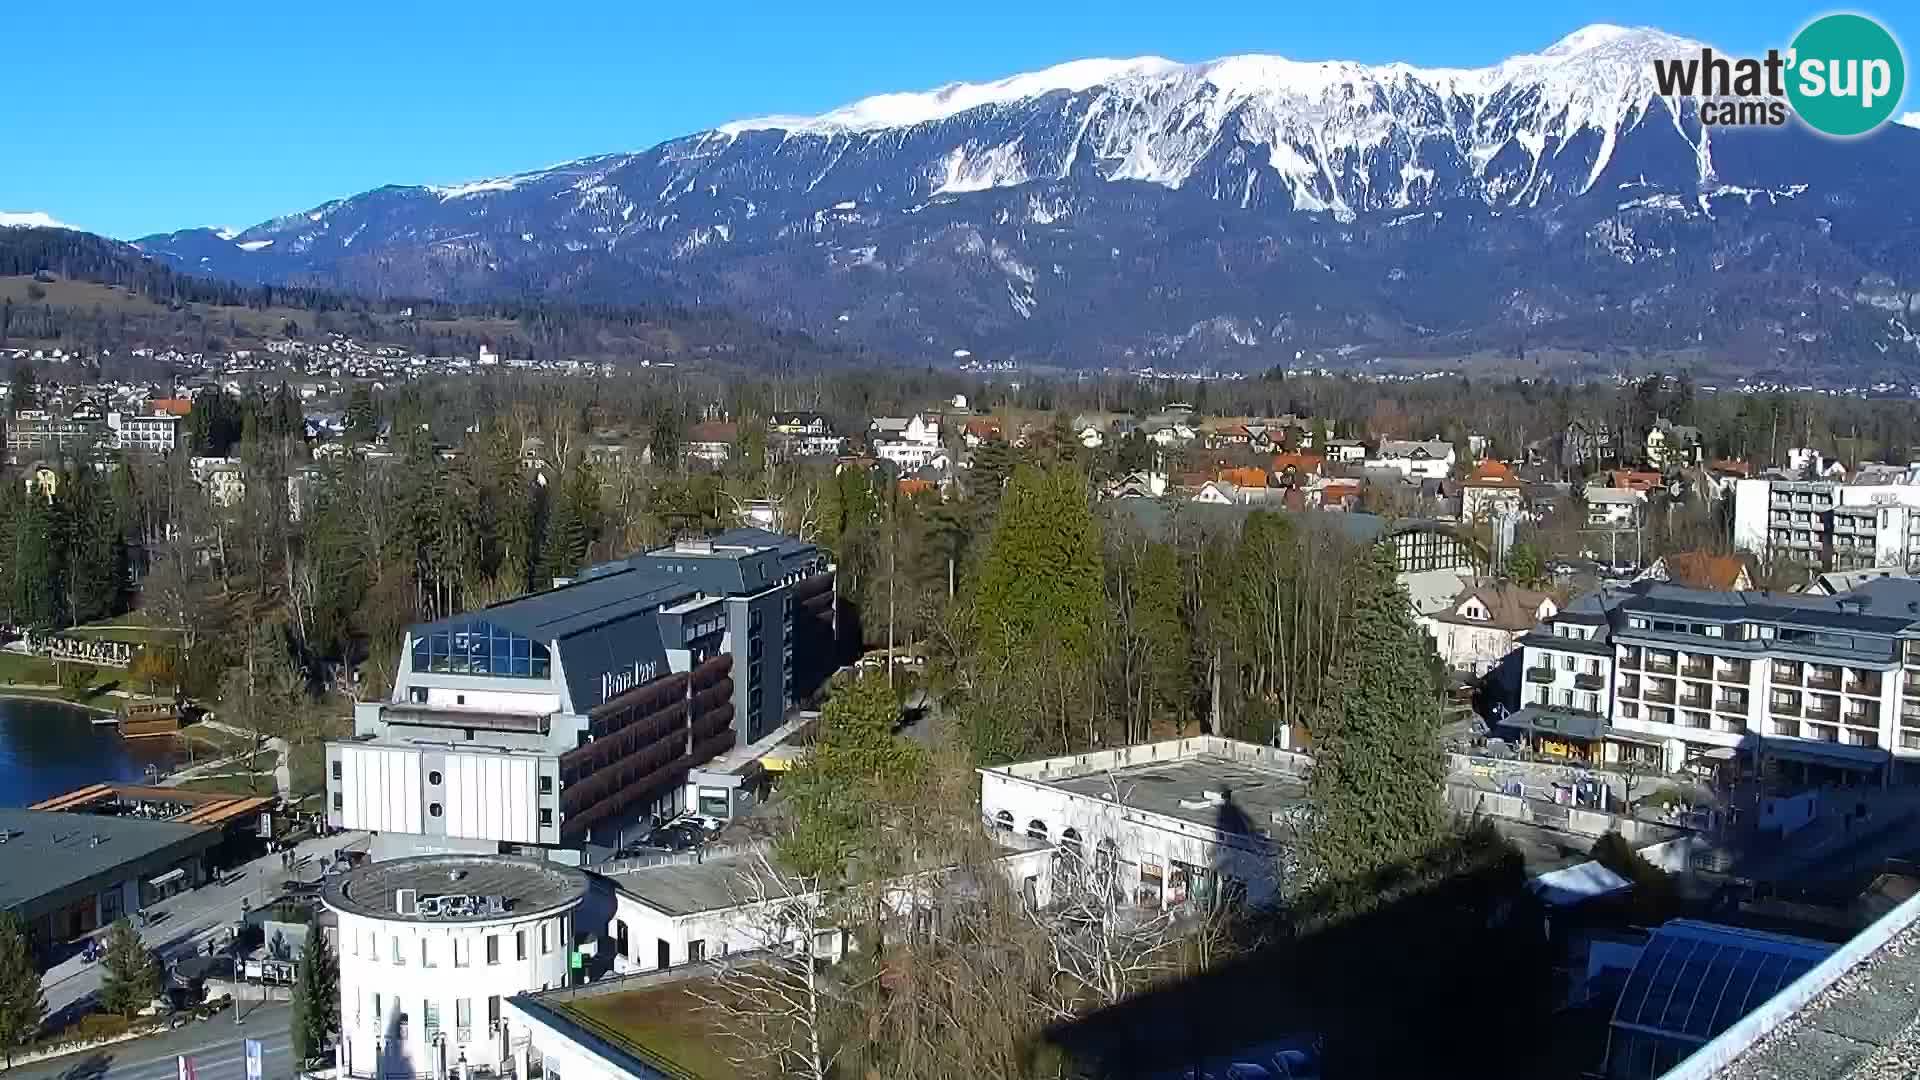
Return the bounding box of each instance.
[331,761,342,781]
[421,939,436,967]
[1561,655,1575,672]
[539,809,554,828]
[1621,701,1639,720]
[539,775,554,795]
[410,687,429,704]
[373,992,383,1025]
[428,771,443,786]
[429,803,443,818]
[454,938,470,968]
[488,996,502,1028]
[412,618,551,679]
[688,939,706,963]
[392,937,405,965]
[332,792,343,812]
[486,935,500,965]
[516,930,527,961]
[456,997,472,1036]
[541,921,552,954]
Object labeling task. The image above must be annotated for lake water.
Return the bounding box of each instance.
[0,697,182,807]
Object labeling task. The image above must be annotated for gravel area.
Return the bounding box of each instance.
[1717,921,1920,1079]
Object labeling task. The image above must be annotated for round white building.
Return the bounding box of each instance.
[323,855,589,1079]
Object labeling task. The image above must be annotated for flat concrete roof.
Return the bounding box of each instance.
[1044,755,1308,838]
[323,855,588,923]
[607,850,790,917]
[1713,918,1920,1079]
[0,808,218,920]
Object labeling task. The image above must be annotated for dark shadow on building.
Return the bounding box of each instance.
[377,1004,417,1079]
[1049,823,1558,1078]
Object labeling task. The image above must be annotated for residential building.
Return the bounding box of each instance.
[872,413,943,469]
[327,528,836,860]
[190,456,246,507]
[1585,487,1645,527]
[4,410,107,463]
[1387,520,1485,575]
[1645,417,1704,470]
[324,855,589,1079]
[1460,460,1525,523]
[1269,452,1324,487]
[1560,419,1616,471]
[1366,439,1455,481]
[979,736,1309,909]
[1326,438,1367,464]
[1732,476,1920,571]
[1424,579,1558,674]
[767,412,843,459]
[106,411,181,454]
[961,417,1003,448]
[1805,568,1916,596]
[1511,590,1649,765]
[683,421,736,467]
[1636,552,1753,592]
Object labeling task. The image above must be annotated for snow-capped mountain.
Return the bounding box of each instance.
[137,25,1920,372]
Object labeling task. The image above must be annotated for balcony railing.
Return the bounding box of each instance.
[1619,678,1641,698]
[1526,667,1555,684]
[1645,686,1677,705]
[1716,697,1748,714]
[1806,700,1840,721]
[1718,660,1752,681]
[1847,674,1883,696]
[1906,644,1920,667]
[1681,661,1714,680]
[1645,656,1677,675]
[1771,698,1802,717]
[1807,671,1842,692]
[1574,672,1605,691]
[1683,713,1712,730]
[1722,719,1748,735]
[1679,692,1712,710]
[1844,712,1876,728]
[1773,665,1803,686]
[1619,649,1642,670]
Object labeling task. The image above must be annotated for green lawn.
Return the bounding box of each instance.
[63,619,186,648]
[0,650,59,686]
[568,983,737,1080]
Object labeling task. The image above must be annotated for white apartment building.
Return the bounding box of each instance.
[1732,475,1920,572]
[1365,439,1455,481]
[106,412,180,454]
[1585,487,1645,528]
[871,413,943,469]
[1513,579,1920,783]
[323,855,588,1080]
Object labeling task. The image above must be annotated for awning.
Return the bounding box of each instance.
[1601,726,1670,748]
[148,868,186,888]
[1503,706,1604,741]
[1759,739,1889,770]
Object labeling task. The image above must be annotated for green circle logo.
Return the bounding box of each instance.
[1786,13,1906,137]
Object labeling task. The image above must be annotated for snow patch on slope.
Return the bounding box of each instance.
[0,211,75,230]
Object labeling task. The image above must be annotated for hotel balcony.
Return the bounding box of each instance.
[1717,660,1752,682]
[1644,684,1677,705]
[1619,677,1642,698]
[1683,712,1712,731]
[1575,672,1605,691]
[1716,694,1749,714]
[1681,659,1714,680]
[1619,648,1642,670]
[1721,718,1749,735]
[1679,690,1712,711]
[1806,698,1840,722]
[1771,698,1802,717]
[1806,670,1842,693]
[1808,724,1840,744]
[1906,643,1920,668]
[1846,672,1883,696]
[1645,654,1677,675]
[1773,663,1803,686]
[1526,666,1555,684]
[1902,704,1920,728]
[1843,711,1877,729]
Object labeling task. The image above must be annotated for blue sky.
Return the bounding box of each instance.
[2,1,1909,239]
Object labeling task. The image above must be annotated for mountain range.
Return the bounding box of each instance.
[128,25,1920,376]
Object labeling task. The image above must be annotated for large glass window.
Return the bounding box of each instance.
[410,619,550,679]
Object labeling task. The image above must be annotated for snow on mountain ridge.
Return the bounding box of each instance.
[0,211,75,230]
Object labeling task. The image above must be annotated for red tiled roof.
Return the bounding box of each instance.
[1662,552,1749,591]
[1464,459,1523,488]
[964,418,1002,438]
[1271,452,1325,477]
[897,478,936,497]
[148,397,192,417]
[1607,469,1664,492]
[687,421,738,443]
[1218,466,1269,489]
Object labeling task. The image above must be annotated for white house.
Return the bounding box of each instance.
[1366,439,1456,481]
[1423,580,1558,675]
[1585,486,1646,527]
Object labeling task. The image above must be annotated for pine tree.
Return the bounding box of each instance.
[344,386,378,443]
[971,464,1103,664]
[1305,542,1446,883]
[777,670,924,881]
[290,925,340,1065]
[0,913,45,1066]
[97,918,158,1017]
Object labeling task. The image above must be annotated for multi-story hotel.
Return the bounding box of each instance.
[1732,474,1920,572]
[328,528,836,862]
[1514,578,1920,784]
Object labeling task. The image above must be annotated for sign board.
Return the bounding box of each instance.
[569,949,583,971]
[245,1039,263,1080]
[178,1056,196,1080]
[257,812,272,839]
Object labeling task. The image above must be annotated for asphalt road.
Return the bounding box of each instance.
[8,1004,292,1080]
